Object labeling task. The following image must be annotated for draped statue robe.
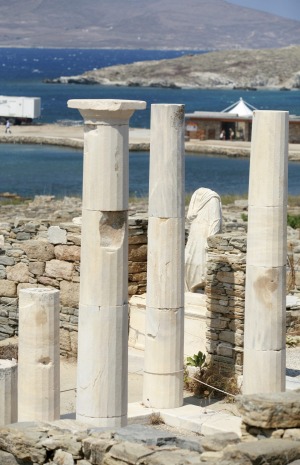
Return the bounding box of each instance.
[185,188,222,292]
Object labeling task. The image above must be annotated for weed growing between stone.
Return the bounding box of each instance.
[149,412,165,425]
[0,343,18,360]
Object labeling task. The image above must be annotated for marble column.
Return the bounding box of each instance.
[0,359,17,425]
[18,288,60,421]
[143,104,185,408]
[243,110,289,394]
[67,99,146,427]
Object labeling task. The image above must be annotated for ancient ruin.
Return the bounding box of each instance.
[67,99,146,427]
[243,111,289,394]
[0,101,300,464]
[143,104,185,408]
[18,288,60,421]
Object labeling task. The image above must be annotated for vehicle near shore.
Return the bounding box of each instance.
[0,96,41,125]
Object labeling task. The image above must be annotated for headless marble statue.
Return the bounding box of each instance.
[185,188,222,292]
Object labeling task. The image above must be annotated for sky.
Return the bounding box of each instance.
[228,0,300,21]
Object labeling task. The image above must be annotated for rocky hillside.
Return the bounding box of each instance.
[0,0,300,50]
[47,46,300,90]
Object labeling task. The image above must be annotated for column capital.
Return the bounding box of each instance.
[68,99,146,123]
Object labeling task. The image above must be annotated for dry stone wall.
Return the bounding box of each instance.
[205,233,300,375]
[0,213,147,356]
[1,201,299,361]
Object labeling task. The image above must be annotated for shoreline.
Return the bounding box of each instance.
[0,123,300,159]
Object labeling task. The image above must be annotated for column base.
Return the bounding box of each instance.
[143,371,183,409]
[76,413,127,428]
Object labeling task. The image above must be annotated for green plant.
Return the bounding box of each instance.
[287,214,300,230]
[186,351,206,368]
[241,213,248,222]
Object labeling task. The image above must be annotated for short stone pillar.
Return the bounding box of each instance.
[18,288,60,421]
[243,110,289,394]
[68,99,146,427]
[0,359,17,425]
[143,104,185,408]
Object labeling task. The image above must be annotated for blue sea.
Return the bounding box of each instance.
[0,47,300,197]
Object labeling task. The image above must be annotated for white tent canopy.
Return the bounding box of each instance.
[222,97,257,117]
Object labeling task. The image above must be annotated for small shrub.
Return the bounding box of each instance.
[189,363,240,401]
[287,214,300,229]
[241,213,248,222]
[149,412,164,425]
[0,344,18,360]
[186,351,206,368]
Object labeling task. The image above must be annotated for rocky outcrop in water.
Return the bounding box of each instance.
[45,46,300,90]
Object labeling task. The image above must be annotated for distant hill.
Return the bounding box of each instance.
[0,0,300,50]
[49,46,300,90]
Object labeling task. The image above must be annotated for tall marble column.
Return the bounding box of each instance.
[18,288,60,421]
[0,359,17,425]
[143,104,185,408]
[68,99,146,426]
[243,110,289,394]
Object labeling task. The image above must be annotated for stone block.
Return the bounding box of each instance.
[201,432,240,451]
[53,449,74,465]
[6,263,30,283]
[216,271,245,285]
[45,259,74,280]
[109,440,154,463]
[83,437,117,463]
[0,450,19,465]
[128,244,147,262]
[20,240,55,261]
[28,261,45,276]
[143,449,202,465]
[0,280,17,297]
[128,262,147,274]
[37,276,59,287]
[60,281,79,308]
[0,256,15,266]
[237,391,300,428]
[55,245,81,262]
[48,226,67,244]
[219,439,300,465]
[128,234,147,245]
[67,233,81,246]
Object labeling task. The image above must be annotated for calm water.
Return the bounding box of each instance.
[1,48,299,128]
[1,144,300,198]
[0,48,300,197]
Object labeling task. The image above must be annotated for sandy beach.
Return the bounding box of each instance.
[1,123,300,159]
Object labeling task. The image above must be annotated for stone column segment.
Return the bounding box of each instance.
[18,288,60,421]
[243,110,289,394]
[68,99,146,427]
[143,104,185,408]
[0,359,17,426]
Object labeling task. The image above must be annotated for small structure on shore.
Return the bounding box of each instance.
[185,97,300,143]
